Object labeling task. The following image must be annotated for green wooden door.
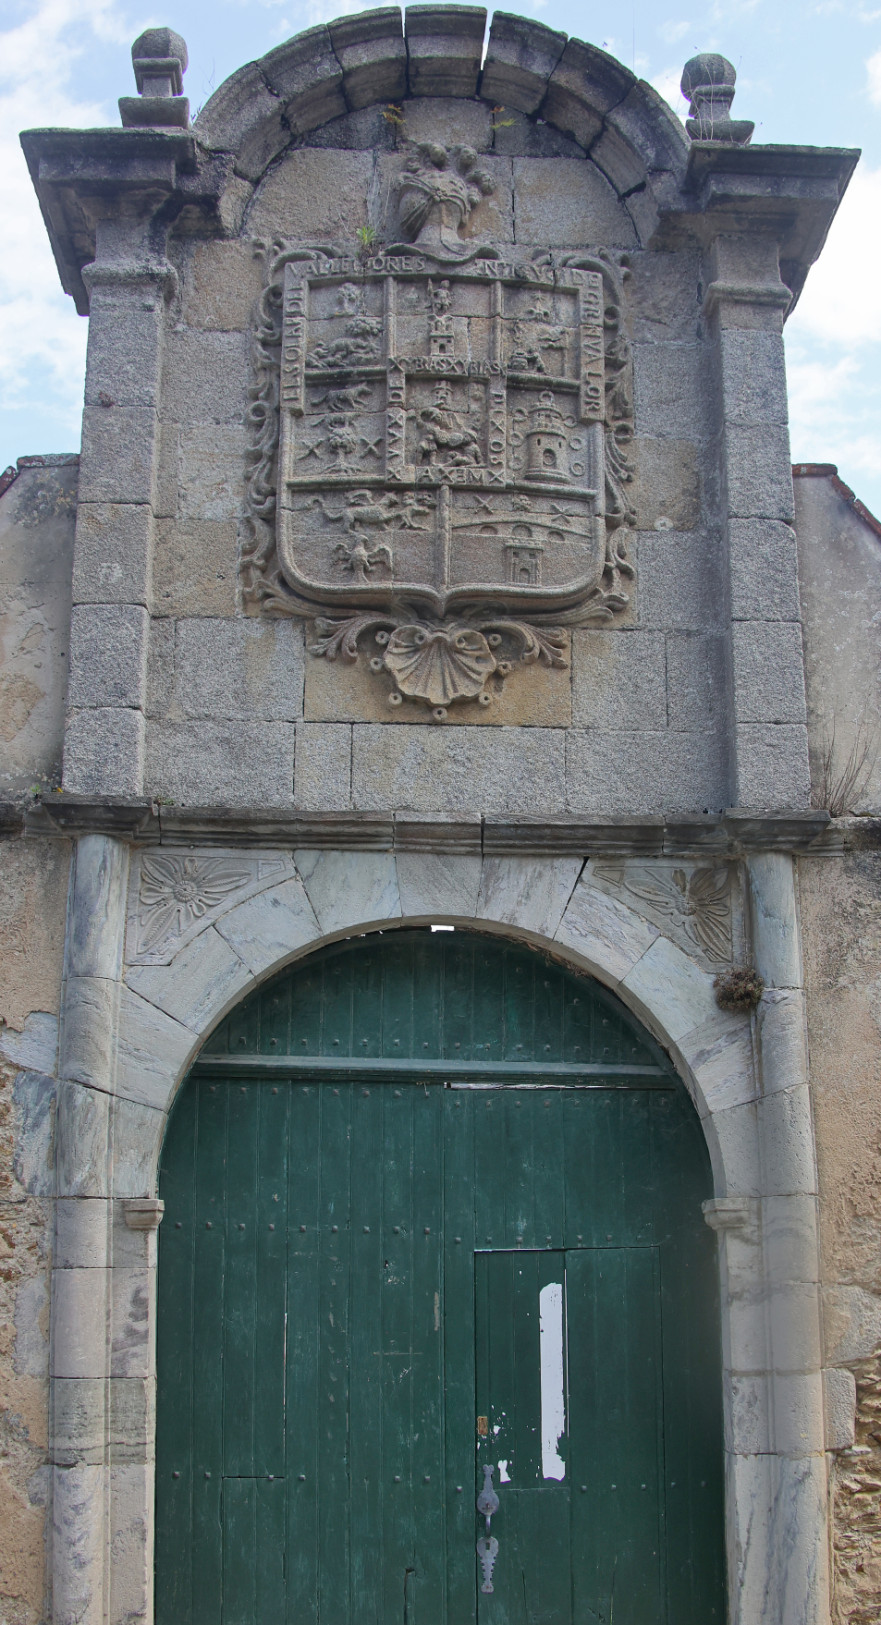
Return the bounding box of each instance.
[156,930,725,1625]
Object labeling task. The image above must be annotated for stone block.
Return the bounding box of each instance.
[480,13,567,114]
[757,989,808,1094]
[396,851,483,919]
[726,1373,771,1453]
[724,424,795,522]
[734,724,811,810]
[823,1367,856,1451]
[604,80,688,176]
[145,617,174,717]
[489,110,585,159]
[83,290,163,410]
[294,721,352,809]
[57,1081,110,1198]
[542,38,634,150]
[72,504,151,606]
[404,5,486,97]
[303,641,571,726]
[720,329,789,426]
[115,985,196,1111]
[248,147,373,241]
[328,8,406,110]
[67,604,149,710]
[52,1378,106,1465]
[748,855,800,989]
[762,1194,820,1287]
[161,329,249,425]
[52,1462,106,1625]
[214,875,321,976]
[770,1370,825,1455]
[757,1086,818,1198]
[126,925,249,1034]
[632,528,720,635]
[78,406,158,506]
[294,848,402,934]
[714,1104,763,1202]
[389,95,492,151]
[767,1282,823,1374]
[178,424,244,521]
[631,437,701,532]
[109,1097,166,1199]
[194,62,290,176]
[626,250,702,343]
[476,856,582,939]
[171,616,304,722]
[822,1285,881,1366]
[152,518,238,618]
[571,629,666,729]
[63,708,145,798]
[728,520,801,622]
[302,105,400,151]
[633,343,708,441]
[154,420,179,519]
[665,633,727,730]
[261,24,347,133]
[732,621,807,726]
[181,240,265,332]
[109,1377,155,1455]
[678,1011,757,1117]
[351,724,566,814]
[60,977,118,1090]
[55,1200,110,1270]
[621,932,717,1044]
[585,124,645,197]
[108,1463,155,1625]
[565,728,727,817]
[512,158,637,248]
[110,1268,153,1379]
[554,876,659,985]
[52,1268,109,1378]
[145,718,296,807]
[68,835,128,980]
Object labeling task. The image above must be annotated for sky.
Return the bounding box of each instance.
[2,0,881,514]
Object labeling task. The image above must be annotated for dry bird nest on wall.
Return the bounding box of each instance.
[713,967,765,1012]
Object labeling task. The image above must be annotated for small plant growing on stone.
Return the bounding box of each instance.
[491,105,515,129]
[381,103,406,127]
[713,967,765,1013]
[811,713,877,817]
[355,224,378,257]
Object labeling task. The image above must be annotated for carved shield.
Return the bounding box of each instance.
[276,255,608,617]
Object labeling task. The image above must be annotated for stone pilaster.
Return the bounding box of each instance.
[705,235,811,810]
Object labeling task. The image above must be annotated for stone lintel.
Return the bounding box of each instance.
[7,796,850,857]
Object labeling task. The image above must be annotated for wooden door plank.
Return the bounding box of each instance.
[285,1083,321,1625]
[410,1084,445,1623]
[155,1080,198,1625]
[380,1083,418,1625]
[190,1082,226,1625]
[348,1082,384,1625]
[255,1083,288,1478]
[443,1089,477,1624]
[316,1081,353,1622]
[223,1082,260,1477]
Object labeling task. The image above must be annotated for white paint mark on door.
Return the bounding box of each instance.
[539,1281,566,1480]
[498,1459,511,1483]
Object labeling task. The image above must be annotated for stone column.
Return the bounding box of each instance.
[750,852,829,1625]
[705,235,811,811]
[64,224,174,796]
[52,836,128,1625]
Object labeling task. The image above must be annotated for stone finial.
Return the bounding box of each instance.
[680,53,754,145]
[119,25,190,130]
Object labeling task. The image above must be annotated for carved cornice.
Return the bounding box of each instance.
[7,796,857,857]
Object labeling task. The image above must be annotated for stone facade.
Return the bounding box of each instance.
[1,11,879,1625]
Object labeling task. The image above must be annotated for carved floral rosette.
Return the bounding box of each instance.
[242,159,635,717]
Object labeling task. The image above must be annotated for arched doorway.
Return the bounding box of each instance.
[155,927,725,1625]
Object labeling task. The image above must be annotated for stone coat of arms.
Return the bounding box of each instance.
[243,144,635,718]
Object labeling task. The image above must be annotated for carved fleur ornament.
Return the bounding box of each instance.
[136,854,252,954]
[242,143,636,718]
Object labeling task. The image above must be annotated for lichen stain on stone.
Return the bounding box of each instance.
[832,1351,881,1625]
[0,673,44,743]
[13,470,77,530]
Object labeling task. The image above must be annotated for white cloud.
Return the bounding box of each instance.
[867,45,881,101]
[0,0,133,448]
[658,19,691,45]
[788,164,881,347]
[652,67,689,118]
